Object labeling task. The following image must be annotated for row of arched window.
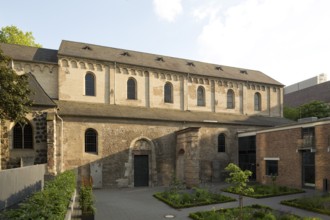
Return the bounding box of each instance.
[84,73,262,110]
[11,123,228,154]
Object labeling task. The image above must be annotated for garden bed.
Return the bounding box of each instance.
[154,187,235,209]
[223,184,304,198]
[281,193,330,216]
[189,204,318,220]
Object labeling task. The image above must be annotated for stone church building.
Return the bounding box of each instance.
[0,41,290,188]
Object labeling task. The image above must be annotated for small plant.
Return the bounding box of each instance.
[79,176,95,219]
[168,173,185,193]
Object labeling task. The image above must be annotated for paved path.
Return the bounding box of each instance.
[94,185,330,220]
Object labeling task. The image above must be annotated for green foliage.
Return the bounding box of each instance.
[281,193,330,216]
[0,49,32,121]
[225,163,254,196]
[154,187,235,208]
[189,204,319,220]
[0,25,41,47]
[1,171,76,220]
[284,100,330,121]
[168,173,185,193]
[224,184,304,198]
[283,106,300,121]
[79,186,95,214]
[300,101,330,119]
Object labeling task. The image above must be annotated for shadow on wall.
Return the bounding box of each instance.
[0,181,42,210]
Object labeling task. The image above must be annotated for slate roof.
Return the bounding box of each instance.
[58,40,283,86]
[56,100,292,127]
[0,43,58,64]
[26,73,57,107]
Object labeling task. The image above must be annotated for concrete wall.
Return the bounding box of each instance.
[0,164,46,210]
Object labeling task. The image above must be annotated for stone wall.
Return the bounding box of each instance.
[57,56,283,117]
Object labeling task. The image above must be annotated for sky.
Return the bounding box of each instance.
[1,0,330,86]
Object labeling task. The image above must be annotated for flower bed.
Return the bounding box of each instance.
[189,204,319,220]
[154,187,235,209]
[281,193,330,216]
[223,184,304,198]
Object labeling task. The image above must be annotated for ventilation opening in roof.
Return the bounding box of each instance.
[121,52,130,56]
[187,62,195,67]
[156,57,164,62]
[240,70,248,74]
[82,46,92,50]
[215,66,223,71]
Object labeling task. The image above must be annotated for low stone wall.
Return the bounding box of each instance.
[0,164,46,210]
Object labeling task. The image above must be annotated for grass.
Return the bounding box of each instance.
[189,204,320,220]
[281,193,330,216]
[223,184,305,198]
[154,187,235,209]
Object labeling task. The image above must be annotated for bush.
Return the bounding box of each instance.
[1,171,76,220]
[79,176,95,215]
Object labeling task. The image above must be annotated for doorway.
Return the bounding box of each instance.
[134,155,149,187]
[302,151,315,188]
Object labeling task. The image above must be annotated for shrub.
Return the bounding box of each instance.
[1,170,76,220]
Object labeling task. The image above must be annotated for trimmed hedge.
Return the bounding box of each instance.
[154,188,235,209]
[281,194,330,216]
[223,184,304,198]
[1,170,76,220]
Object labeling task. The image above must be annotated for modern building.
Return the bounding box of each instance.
[0,41,290,188]
[284,73,330,108]
[238,117,330,191]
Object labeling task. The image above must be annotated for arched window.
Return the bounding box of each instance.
[254,92,261,111]
[13,121,33,149]
[164,82,173,103]
[85,72,95,96]
[218,134,225,152]
[127,78,137,100]
[227,89,235,109]
[85,129,97,153]
[197,86,205,106]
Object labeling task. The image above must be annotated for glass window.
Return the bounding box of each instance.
[227,89,235,109]
[85,129,97,153]
[127,78,136,100]
[197,86,205,106]
[13,121,33,149]
[266,160,278,176]
[218,134,225,152]
[254,92,261,111]
[85,73,95,96]
[164,82,173,103]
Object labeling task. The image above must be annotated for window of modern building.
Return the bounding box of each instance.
[218,134,226,152]
[13,121,33,149]
[265,160,278,176]
[127,78,137,100]
[197,86,205,106]
[227,89,235,109]
[164,82,173,103]
[85,128,97,153]
[85,72,95,96]
[254,92,261,111]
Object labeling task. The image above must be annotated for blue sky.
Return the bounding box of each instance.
[1,0,330,86]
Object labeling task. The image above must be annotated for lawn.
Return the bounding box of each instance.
[281,193,330,216]
[223,184,304,198]
[154,187,235,209]
[189,204,320,220]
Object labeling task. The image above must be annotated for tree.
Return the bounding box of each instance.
[284,100,330,121]
[283,106,300,121]
[0,49,32,121]
[0,25,42,47]
[225,163,254,220]
[300,100,330,119]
